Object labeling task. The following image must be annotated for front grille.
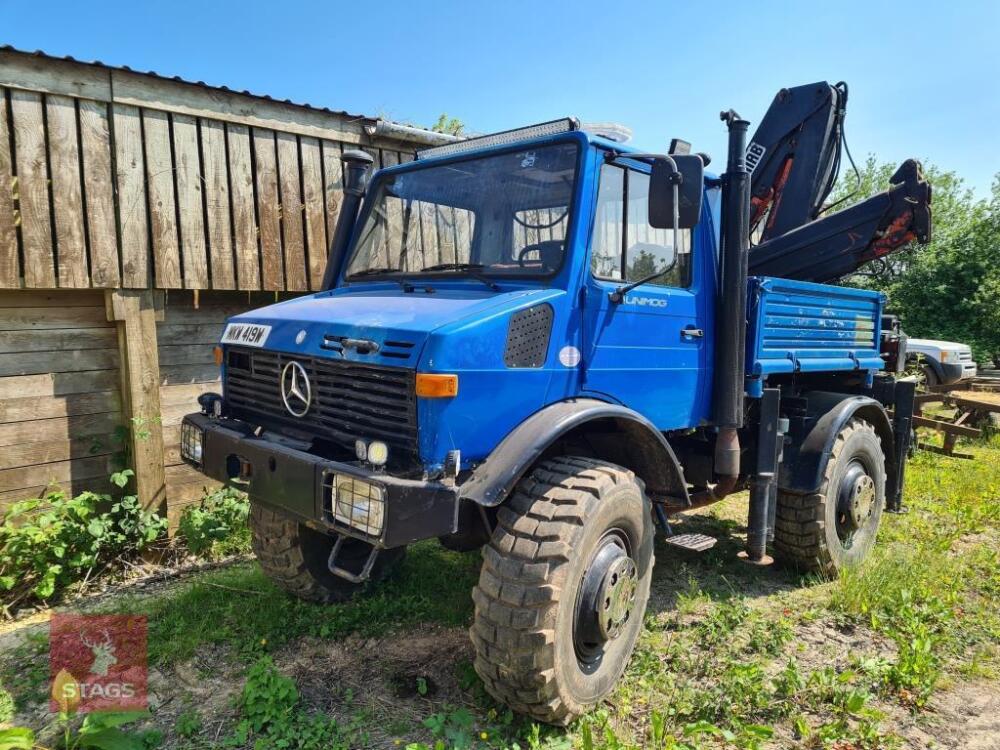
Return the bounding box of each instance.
[224,347,418,463]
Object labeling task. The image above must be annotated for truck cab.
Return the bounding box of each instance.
[181,116,918,725]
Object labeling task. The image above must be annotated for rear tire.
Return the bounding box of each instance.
[773,419,886,576]
[249,505,405,603]
[470,457,654,725]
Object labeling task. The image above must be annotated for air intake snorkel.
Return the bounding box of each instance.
[709,111,751,493]
[321,149,376,290]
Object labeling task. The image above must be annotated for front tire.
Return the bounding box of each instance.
[773,419,886,576]
[250,505,405,603]
[470,457,654,725]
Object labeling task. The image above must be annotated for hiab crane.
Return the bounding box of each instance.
[180,82,927,724]
[745,81,931,282]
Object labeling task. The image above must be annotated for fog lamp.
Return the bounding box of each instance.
[330,475,385,537]
[366,441,389,466]
[354,439,389,466]
[181,421,204,465]
[197,392,223,417]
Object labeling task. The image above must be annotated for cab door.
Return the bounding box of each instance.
[581,161,710,430]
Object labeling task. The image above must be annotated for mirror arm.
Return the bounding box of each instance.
[672,180,680,257]
[609,265,674,303]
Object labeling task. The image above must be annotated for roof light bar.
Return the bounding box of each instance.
[416,117,580,160]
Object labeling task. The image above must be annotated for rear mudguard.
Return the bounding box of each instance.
[780,391,898,501]
[458,398,689,507]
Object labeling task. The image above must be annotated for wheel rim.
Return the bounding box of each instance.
[835,460,877,550]
[573,530,638,666]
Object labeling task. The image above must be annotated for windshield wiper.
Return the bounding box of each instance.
[348,267,401,278]
[348,267,437,293]
[419,262,500,291]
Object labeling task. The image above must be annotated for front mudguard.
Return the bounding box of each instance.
[457,398,689,508]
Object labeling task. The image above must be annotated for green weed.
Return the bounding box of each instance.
[0,685,14,724]
[176,487,250,559]
[0,488,165,607]
[172,709,203,739]
[230,656,361,750]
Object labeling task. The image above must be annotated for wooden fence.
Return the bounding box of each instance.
[0,48,430,521]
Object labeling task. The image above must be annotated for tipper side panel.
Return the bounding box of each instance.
[745,276,884,395]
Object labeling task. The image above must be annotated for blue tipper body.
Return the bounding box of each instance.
[744,276,885,397]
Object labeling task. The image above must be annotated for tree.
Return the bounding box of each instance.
[431,114,464,136]
[831,157,1000,365]
[627,248,659,281]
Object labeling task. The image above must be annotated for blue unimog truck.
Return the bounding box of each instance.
[181,83,930,723]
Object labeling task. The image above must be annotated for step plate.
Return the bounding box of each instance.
[663,533,717,552]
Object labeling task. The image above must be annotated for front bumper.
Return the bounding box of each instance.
[940,362,976,384]
[181,413,458,548]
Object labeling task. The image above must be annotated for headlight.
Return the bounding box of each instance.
[328,475,385,537]
[939,351,949,362]
[181,421,204,465]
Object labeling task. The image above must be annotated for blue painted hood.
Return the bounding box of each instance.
[226,285,548,366]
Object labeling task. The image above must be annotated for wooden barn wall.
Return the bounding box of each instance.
[156,291,299,525]
[0,290,123,511]
[0,50,421,294]
[0,51,431,519]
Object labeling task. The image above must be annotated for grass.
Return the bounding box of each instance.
[1,433,998,749]
[121,540,482,665]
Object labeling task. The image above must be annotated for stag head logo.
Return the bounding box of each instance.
[80,630,117,677]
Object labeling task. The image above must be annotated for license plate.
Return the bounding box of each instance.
[220,322,272,348]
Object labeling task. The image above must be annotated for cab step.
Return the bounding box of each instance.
[662,533,717,552]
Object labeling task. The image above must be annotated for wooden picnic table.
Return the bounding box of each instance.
[911,381,999,459]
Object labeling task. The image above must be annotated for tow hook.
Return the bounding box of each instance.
[327,534,380,583]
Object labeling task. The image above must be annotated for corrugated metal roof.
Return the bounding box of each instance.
[0,44,442,137]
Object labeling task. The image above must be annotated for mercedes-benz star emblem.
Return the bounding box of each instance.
[280,361,311,417]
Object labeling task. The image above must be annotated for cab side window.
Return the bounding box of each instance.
[590,163,693,288]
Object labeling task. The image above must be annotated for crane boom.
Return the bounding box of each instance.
[745,81,932,283]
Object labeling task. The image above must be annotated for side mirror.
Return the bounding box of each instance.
[648,154,704,230]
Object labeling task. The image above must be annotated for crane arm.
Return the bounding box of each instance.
[744,81,932,283]
[747,159,931,283]
[747,81,848,242]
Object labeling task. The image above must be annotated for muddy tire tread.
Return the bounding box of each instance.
[471,456,641,725]
[773,418,877,576]
[249,505,341,603]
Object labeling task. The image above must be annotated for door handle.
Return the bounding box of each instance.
[681,326,704,340]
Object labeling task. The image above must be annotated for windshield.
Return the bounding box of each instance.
[344,142,578,280]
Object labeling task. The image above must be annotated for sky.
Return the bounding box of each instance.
[4,0,999,195]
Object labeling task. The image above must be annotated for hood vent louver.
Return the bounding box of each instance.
[320,335,416,362]
[382,340,416,360]
[504,304,553,368]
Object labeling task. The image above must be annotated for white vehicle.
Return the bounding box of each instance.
[906,338,977,385]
